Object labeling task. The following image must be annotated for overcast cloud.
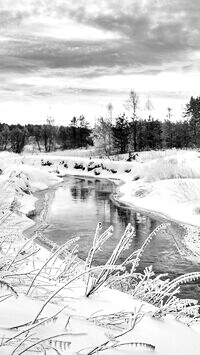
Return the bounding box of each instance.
[0,0,200,124]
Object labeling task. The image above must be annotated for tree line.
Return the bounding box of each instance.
[0,92,199,154]
[93,92,199,155]
[0,115,92,153]
[93,114,191,155]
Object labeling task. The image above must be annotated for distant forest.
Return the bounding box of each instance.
[1,95,200,154]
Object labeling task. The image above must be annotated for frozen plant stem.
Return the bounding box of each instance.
[85,307,147,355]
[26,238,78,295]
[3,306,67,345]
[32,265,113,324]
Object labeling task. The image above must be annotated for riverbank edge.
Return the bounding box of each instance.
[21,153,200,229]
[57,171,197,228]
[26,168,200,253]
[24,174,121,257]
[68,171,185,226]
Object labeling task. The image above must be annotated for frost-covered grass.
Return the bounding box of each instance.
[0,200,200,354]
[48,148,195,161]
[168,179,200,204]
[23,144,96,157]
[137,148,196,162]
[44,148,95,158]
[142,158,200,183]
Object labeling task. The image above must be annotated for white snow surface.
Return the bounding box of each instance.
[0,151,200,354]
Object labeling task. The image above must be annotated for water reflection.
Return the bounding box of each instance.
[70,179,92,201]
[42,176,200,301]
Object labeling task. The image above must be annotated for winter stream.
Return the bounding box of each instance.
[30,176,200,301]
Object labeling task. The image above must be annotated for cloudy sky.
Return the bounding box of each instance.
[1,0,200,125]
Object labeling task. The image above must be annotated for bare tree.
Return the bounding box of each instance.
[125,90,140,151]
[144,97,154,119]
[107,103,114,153]
[93,117,113,156]
[167,107,172,120]
[165,108,174,148]
[107,102,113,123]
[125,90,139,118]
[42,116,56,152]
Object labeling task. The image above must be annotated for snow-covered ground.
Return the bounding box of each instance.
[0,150,200,354]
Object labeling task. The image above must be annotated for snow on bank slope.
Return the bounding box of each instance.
[1,283,200,355]
[0,160,62,218]
[119,178,200,226]
[22,153,137,178]
[3,163,62,192]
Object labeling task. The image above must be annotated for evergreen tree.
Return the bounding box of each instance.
[162,120,175,148]
[173,121,190,148]
[77,115,91,147]
[145,118,162,149]
[184,96,200,147]
[113,114,129,154]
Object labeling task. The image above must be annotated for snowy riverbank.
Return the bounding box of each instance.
[0,151,200,354]
[21,150,200,227]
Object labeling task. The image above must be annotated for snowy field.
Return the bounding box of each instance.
[0,150,200,354]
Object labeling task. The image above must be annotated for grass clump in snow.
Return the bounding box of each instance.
[84,222,200,324]
[84,305,155,355]
[85,222,136,297]
[141,155,200,183]
[193,206,200,214]
[170,179,200,205]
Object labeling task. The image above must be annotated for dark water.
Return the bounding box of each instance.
[32,176,200,300]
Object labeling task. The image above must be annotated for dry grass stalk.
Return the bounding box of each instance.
[131,223,170,273]
[85,223,135,297]
[26,236,79,296]
[83,306,155,355]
